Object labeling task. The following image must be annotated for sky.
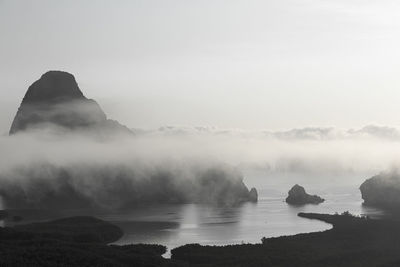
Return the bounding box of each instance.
[1,0,400,133]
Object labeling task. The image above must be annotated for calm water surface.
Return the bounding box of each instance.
[1,171,385,255]
[106,171,384,255]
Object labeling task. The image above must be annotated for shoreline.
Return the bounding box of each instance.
[2,211,400,266]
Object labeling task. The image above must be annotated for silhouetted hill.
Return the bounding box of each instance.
[10,71,131,135]
[21,71,85,103]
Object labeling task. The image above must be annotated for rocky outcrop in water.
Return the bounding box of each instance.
[249,188,258,202]
[285,184,324,205]
[9,71,131,135]
[360,172,400,208]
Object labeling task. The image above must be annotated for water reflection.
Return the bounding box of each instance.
[107,198,332,251]
[113,221,180,245]
[108,203,246,248]
[0,191,381,250]
[177,204,244,244]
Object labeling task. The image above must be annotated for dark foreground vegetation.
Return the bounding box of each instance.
[0,216,184,267]
[172,212,400,267]
[3,213,400,266]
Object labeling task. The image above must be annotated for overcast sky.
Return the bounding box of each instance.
[1,0,400,133]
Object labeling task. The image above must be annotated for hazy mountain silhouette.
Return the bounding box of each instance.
[1,71,257,209]
[10,71,131,135]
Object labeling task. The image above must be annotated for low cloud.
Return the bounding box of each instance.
[2,124,400,209]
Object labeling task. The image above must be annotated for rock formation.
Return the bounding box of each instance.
[249,188,258,202]
[9,71,131,135]
[192,168,258,206]
[285,184,324,205]
[360,172,400,208]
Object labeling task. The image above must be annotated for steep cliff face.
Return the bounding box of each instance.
[10,71,131,135]
[360,172,400,208]
[286,184,324,205]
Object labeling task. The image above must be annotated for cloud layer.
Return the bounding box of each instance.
[2,124,400,209]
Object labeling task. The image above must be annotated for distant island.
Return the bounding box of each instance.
[360,171,400,209]
[285,184,324,205]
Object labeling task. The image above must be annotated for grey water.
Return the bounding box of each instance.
[106,170,384,256]
[1,170,385,256]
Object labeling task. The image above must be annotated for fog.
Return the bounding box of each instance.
[4,124,400,174]
[133,125,400,174]
[1,124,400,209]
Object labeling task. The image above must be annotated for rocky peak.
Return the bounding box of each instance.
[22,71,85,104]
[9,71,131,135]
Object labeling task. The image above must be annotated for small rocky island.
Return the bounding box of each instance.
[360,171,400,208]
[285,184,324,205]
[249,187,258,202]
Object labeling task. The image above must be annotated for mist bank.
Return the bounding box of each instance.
[132,124,400,174]
[1,129,259,209]
[136,125,400,141]
[5,124,400,175]
[2,124,400,209]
